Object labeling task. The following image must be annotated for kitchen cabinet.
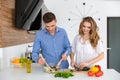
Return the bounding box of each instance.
[0,63,120,80]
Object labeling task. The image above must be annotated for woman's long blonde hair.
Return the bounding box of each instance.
[79,16,100,48]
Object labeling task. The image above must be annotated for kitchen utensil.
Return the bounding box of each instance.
[74,65,80,71]
[56,59,62,69]
[39,54,52,70]
[56,52,68,69]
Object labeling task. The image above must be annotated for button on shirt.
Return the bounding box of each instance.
[32,27,71,69]
[72,34,104,66]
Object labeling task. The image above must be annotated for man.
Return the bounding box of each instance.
[32,12,71,69]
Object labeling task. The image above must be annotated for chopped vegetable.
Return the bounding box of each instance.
[44,66,56,73]
[54,71,74,78]
[50,66,59,71]
[20,57,31,67]
[74,65,90,71]
[74,65,80,71]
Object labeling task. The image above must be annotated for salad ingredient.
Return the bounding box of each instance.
[20,57,28,67]
[88,65,104,77]
[95,65,101,71]
[74,65,90,71]
[88,71,94,76]
[82,67,90,71]
[95,71,103,77]
[12,58,20,64]
[54,71,74,78]
[90,66,99,73]
[44,66,56,73]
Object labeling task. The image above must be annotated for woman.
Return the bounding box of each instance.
[70,16,104,69]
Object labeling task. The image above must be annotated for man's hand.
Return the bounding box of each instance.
[38,57,46,64]
[62,53,67,61]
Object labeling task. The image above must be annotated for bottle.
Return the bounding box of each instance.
[26,59,32,73]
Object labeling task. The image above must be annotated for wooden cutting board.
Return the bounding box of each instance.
[62,69,87,74]
[73,70,87,74]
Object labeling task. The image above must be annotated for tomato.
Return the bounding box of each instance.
[95,71,103,77]
[88,71,94,76]
[95,65,101,71]
[90,66,99,73]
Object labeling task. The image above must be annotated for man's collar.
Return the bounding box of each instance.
[44,27,60,33]
[56,27,59,32]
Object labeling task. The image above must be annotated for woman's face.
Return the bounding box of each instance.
[82,21,91,35]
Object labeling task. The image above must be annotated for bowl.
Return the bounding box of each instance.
[12,63,25,68]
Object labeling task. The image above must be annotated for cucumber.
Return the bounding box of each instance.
[82,67,90,71]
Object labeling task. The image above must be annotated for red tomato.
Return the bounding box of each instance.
[95,65,101,71]
[95,71,103,77]
[88,71,94,76]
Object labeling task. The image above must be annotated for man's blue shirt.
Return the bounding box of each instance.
[32,27,71,69]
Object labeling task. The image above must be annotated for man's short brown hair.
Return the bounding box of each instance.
[43,12,56,23]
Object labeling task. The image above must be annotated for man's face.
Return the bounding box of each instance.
[45,20,57,35]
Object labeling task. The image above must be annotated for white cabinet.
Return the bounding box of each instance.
[0,64,120,80]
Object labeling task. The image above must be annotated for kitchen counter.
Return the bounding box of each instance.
[0,63,120,80]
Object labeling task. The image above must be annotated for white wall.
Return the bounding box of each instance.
[43,0,120,69]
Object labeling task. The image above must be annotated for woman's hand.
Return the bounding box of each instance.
[70,60,76,68]
[38,57,46,64]
[78,62,90,69]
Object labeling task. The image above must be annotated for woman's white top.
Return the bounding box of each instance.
[72,34,104,66]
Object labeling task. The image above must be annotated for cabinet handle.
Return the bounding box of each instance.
[107,48,111,50]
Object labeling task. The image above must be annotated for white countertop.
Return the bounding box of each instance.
[0,63,120,80]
